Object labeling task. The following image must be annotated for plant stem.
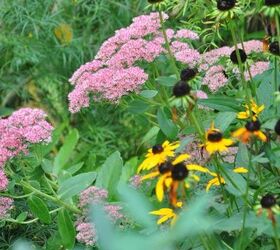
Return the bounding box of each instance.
[273,223,280,250]
[19,181,82,214]
[158,10,180,79]
[189,110,204,140]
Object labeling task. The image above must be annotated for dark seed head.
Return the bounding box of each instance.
[230,49,247,64]
[173,81,191,97]
[180,68,198,81]
[245,120,261,132]
[158,161,172,174]
[152,144,164,154]
[171,163,189,181]
[222,70,228,78]
[217,0,236,11]
[275,119,280,135]
[264,0,280,6]
[269,41,280,56]
[261,194,276,209]
[207,130,223,142]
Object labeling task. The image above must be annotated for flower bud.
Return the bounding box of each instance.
[230,49,247,64]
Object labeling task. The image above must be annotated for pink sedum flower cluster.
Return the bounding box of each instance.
[75,186,124,246]
[0,197,13,218]
[244,61,270,81]
[0,108,53,167]
[202,65,228,92]
[68,12,200,113]
[0,170,8,191]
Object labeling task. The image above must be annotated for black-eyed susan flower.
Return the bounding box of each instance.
[230,49,247,64]
[275,119,280,135]
[137,141,180,173]
[180,68,198,81]
[173,81,191,97]
[150,207,177,225]
[255,194,280,225]
[269,41,280,56]
[206,167,248,192]
[154,155,208,207]
[232,120,267,143]
[237,99,265,121]
[204,123,233,155]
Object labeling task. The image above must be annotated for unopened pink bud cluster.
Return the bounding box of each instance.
[68,12,199,113]
[75,186,124,246]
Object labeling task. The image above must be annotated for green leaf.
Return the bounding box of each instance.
[67,162,84,175]
[127,100,149,114]
[198,96,243,112]
[140,90,158,98]
[214,112,236,132]
[57,171,96,200]
[140,126,160,146]
[57,209,75,249]
[53,129,79,175]
[156,75,177,86]
[157,108,178,139]
[27,195,51,224]
[95,151,123,198]
[235,143,249,167]
[16,212,28,222]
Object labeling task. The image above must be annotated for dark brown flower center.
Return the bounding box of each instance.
[245,120,261,132]
[148,0,164,3]
[230,49,247,64]
[152,144,164,154]
[261,194,276,209]
[171,163,189,181]
[158,161,172,174]
[180,68,198,81]
[275,119,280,135]
[217,0,236,11]
[265,0,280,6]
[207,130,223,142]
[269,41,280,56]
[173,81,191,97]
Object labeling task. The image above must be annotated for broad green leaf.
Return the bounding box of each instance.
[67,162,84,175]
[57,171,96,199]
[157,108,178,139]
[16,212,28,222]
[53,129,79,175]
[140,90,158,98]
[235,143,249,167]
[41,158,53,174]
[57,209,75,249]
[214,112,236,132]
[156,75,177,86]
[198,96,243,112]
[127,100,149,114]
[27,195,51,224]
[95,151,123,198]
[140,126,160,146]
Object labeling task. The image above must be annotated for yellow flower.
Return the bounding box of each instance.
[54,23,73,45]
[204,122,233,155]
[150,207,177,225]
[137,141,180,173]
[237,99,265,121]
[233,167,248,174]
[232,120,267,143]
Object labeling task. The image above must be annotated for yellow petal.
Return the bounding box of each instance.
[156,175,166,202]
[192,174,200,182]
[150,208,173,215]
[172,154,190,165]
[157,213,175,224]
[206,178,218,192]
[255,131,267,142]
[185,182,191,189]
[187,164,209,173]
[222,138,234,146]
[141,171,160,181]
[237,111,249,119]
[233,167,248,173]
[232,127,246,138]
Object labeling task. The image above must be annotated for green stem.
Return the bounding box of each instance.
[20,181,82,214]
[273,223,280,250]
[0,192,34,199]
[158,10,180,79]
[189,111,204,140]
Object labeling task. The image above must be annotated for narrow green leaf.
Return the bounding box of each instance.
[140,90,158,98]
[27,195,51,224]
[16,212,28,222]
[214,112,236,132]
[58,171,96,200]
[156,75,177,86]
[57,209,75,249]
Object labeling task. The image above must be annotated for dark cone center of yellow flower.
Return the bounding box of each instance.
[265,0,280,6]
[180,68,198,81]
[148,0,164,3]
[207,131,223,142]
[230,49,247,64]
[261,194,276,209]
[152,144,164,154]
[275,119,280,135]
[269,41,280,56]
[173,81,191,97]
[245,120,261,132]
[158,161,172,174]
[171,163,189,181]
[217,0,236,11]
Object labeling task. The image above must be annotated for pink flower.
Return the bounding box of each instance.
[79,186,108,208]
[244,61,270,81]
[76,222,97,246]
[236,40,263,54]
[129,175,142,188]
[0,170,8,191]
[0,108,53,167]
[195,90,210,110]
[175,29,199,40]
[0,197,13,218]
[202,65,228,92]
